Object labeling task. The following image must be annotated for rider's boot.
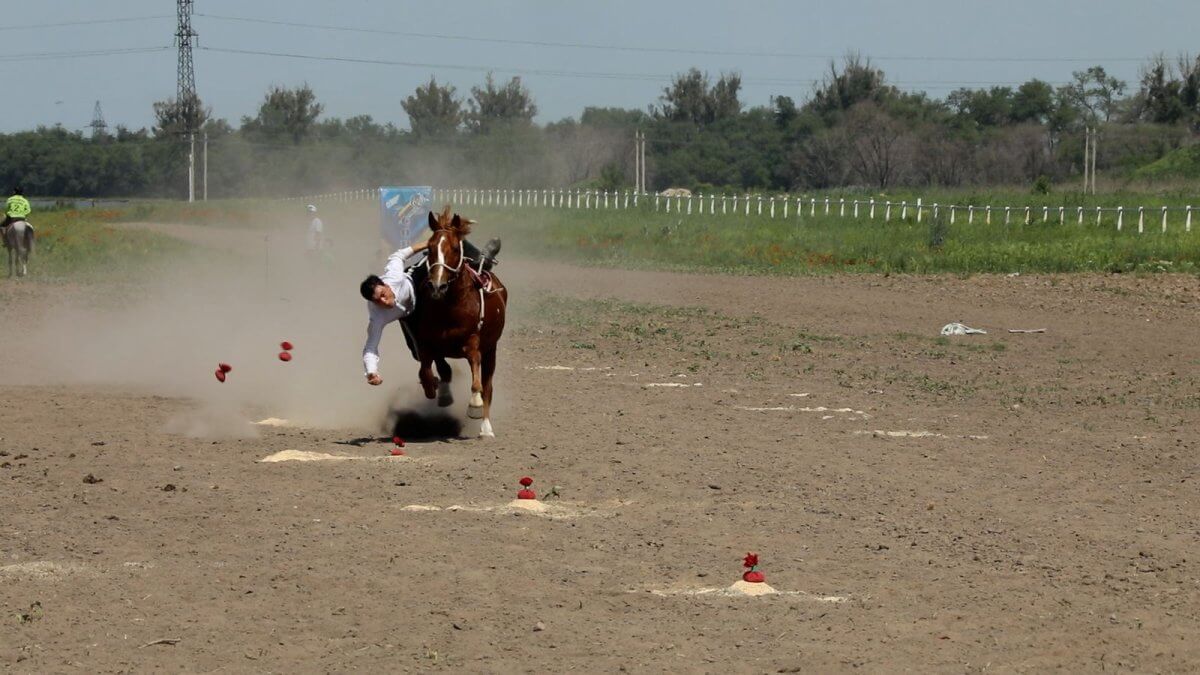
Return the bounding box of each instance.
[480,238,501,271]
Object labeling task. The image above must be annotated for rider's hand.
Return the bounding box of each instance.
[366,373,383,386]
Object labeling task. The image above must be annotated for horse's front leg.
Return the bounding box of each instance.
[434,358,454,407]
[417,356,439,400]
[465,336,484,419]
[478,347,497,438]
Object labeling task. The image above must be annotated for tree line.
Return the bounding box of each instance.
[3,53,1200,199]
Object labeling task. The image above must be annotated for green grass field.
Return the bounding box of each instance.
[6,207,188,281]
[468,201,1200,275]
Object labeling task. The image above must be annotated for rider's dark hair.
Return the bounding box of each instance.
[360,275,384,301]
[12,186,23,196]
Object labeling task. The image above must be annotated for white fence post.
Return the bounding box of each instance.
[1024,206,1031,225]
[932,202,939,220]
[1117,207,1124,231]
[770,197,776,218]
[869,198,876,219]
[916,198,923,223]
[1004,207,1011,225]
[809,198,816,216]
[968,205,974,224]
[853,199,859,218]
[1188,206,1193,232]
[687,196,693,215]
[1042,206,1049,222]
[885,200,892,221]
[839,198,846,218]
[1161,206,1168,232]
[1058,206,1064,224]
[1137,206,1144,233]
[722,195,728,215]
[782,197,788,219]
[950,206,955,224]
[901,201,908,220]
[745,195,751,216]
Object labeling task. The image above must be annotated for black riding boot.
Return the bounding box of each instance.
[463,238,501,271]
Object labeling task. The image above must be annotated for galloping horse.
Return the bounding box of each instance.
[411,206,507,437]
[2,219,34,278]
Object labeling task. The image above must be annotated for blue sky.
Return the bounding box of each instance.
[5,0,1198,133]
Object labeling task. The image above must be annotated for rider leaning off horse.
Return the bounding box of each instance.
[3,186,31,229]
[358,223,499,386]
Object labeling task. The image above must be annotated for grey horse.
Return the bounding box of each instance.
[2,219,34,278]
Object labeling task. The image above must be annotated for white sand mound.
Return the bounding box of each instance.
[0,561,95,581]
[505,499,550,512]
[255,417,292,427]
[647,581,847,602]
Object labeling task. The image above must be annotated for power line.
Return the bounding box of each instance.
[0,46,170,62]
[196,12,1148,64]
[0,14,172,32]
[198,45,1072,90]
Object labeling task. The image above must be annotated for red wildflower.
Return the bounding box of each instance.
[392,436,405,447]
[218,363,232,373]
[280,341,294,351]
[519,476,533,487]
[214,369,226,383]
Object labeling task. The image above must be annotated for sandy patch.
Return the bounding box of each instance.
[0,561,96,581]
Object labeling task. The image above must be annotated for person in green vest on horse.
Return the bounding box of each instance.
[4,186,31,228]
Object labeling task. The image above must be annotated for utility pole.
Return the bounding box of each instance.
[1082,126,1089,194]
[175,0,198,202]
[633,130,641,195]
[638,130,647,194]
[203,132,208,201]
[1090,126,1098,195]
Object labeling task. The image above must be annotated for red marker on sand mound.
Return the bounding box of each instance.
[517,476,536,500]
[280,341,294,351]
[218,363,232,373]
[278,351,292,362]
[741,552,765,583]
[214,369,226,383]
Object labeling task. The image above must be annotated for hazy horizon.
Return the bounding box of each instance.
[5,0,1199,133]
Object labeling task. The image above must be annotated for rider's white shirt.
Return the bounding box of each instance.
[307,217,323,250]
[362,245,418,375]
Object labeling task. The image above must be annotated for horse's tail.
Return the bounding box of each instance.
[22,223,33,253]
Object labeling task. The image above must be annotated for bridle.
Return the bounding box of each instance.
[424,230,465,280]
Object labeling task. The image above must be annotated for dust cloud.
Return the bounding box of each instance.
[0,208,480,438]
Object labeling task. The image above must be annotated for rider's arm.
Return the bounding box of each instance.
[363,316,386,376]
[381,240,430,278]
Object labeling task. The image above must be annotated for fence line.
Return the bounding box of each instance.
[286,188,1198,234]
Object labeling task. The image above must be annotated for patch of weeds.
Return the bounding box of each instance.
[16,602,42,624]
[571,342,596,350]
[790,341,813,353]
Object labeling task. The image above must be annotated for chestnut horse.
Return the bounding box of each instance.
[411,206,507,437]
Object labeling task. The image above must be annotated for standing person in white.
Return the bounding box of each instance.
[359,237,431,386]
[306,204,324,253]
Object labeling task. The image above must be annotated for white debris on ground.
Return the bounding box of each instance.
[255,418,292,427]
[941,322,987,335]
[854,430,989,440]
[259,449,412,463]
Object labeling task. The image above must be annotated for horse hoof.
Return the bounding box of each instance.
[437,382,453,407]
[479,419,495,438]
[467,405,484,419]
[438,394,454,407]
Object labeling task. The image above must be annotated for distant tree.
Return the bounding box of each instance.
[152,93,209,138]
[1011,79,1056,124]
[947,87,1013,128]
[466,74,537,134]
[846,103,907,188]
[772,95,798,129]
[792,128,850,189]
[579,106,647,129]
[656,68,742,126]
[807,54,896,120]
[402,77,463,138]
[241,85,324,144]
[1062,66,1126,123]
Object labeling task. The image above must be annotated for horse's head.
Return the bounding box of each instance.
[425,204,474,299]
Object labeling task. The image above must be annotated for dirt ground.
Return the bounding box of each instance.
[1,220,1198,673]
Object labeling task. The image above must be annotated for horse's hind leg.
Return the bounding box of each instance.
[434,358,454,407]
[478,347,496,438]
